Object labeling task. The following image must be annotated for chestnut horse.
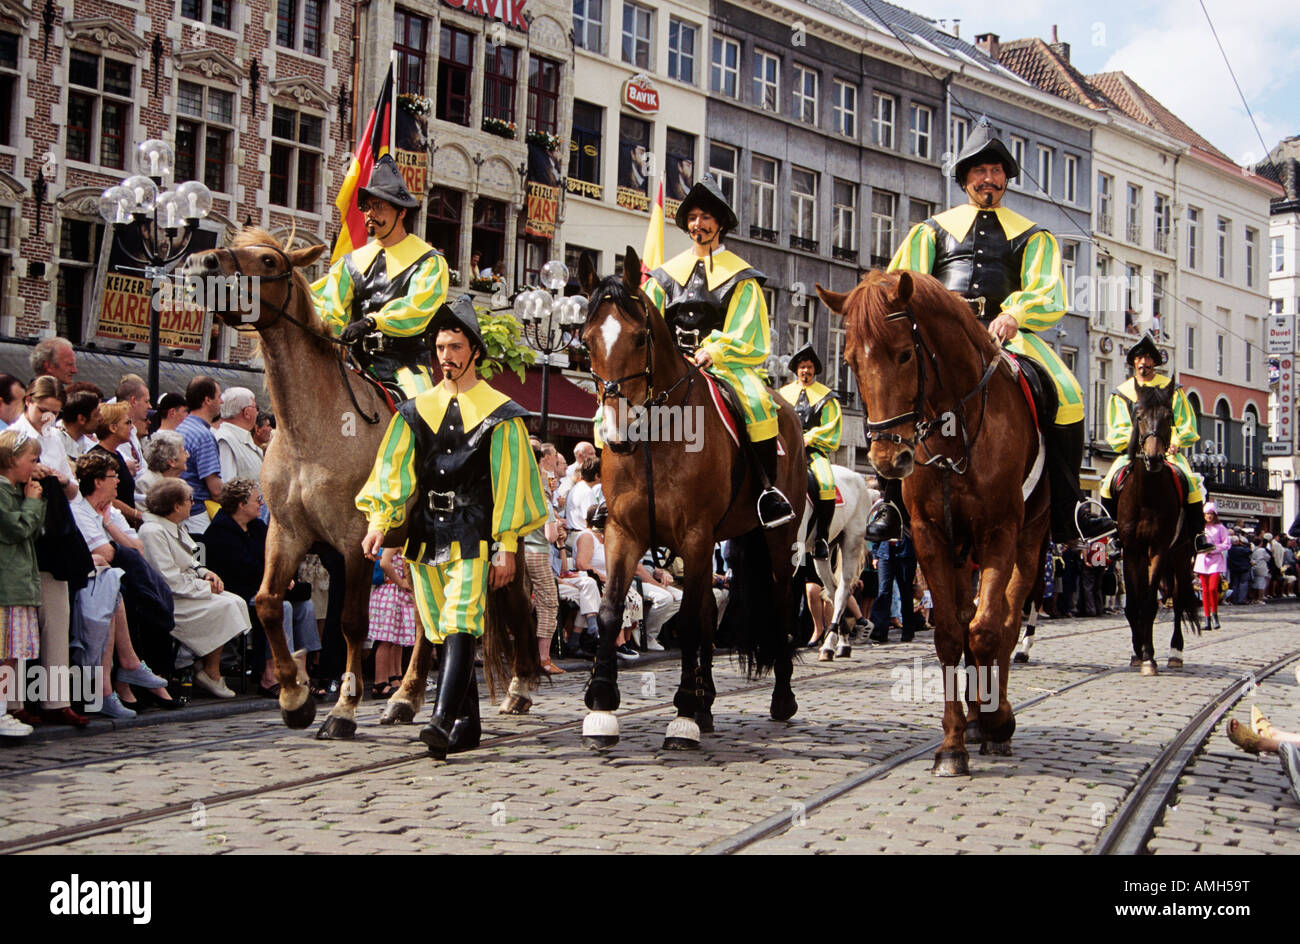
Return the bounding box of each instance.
[818,271,1050,776]
[576,247,807,750]
[185,228,539,739]
[1116,382,1200,675]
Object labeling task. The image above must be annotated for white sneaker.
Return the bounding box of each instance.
[193,670,236,699]
[644,636,665,652]
[0,713,33,737]
[97,694,137,720]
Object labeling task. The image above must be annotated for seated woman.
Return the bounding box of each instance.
[135,429,188,502]
[573,502,644,663]
[199,477,319,695]
[89,402,143,530]
[140,478,251,698]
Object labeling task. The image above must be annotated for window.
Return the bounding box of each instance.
[1217,217,1230,279]
[1274,235,1286,272]
[708,141,737,206]
[1216,331,1225,376]
[0,208,10,323]
[67,51,132,169]
[1062,241,1078,300]
[437,25,473,126]
[832,179,857,257]
[1095,253,1110,326]
[57,219,103,344]
[395,9,430,96]
[0,32,20,148]
[621,2,652,69]
[616,114,650,206]
[425,186,462,269]
[751,155,778,234]
[710,36,739,98]
[175,81,234,193]
[528,56,561,135]
[1009,136,1025,188]
[1154,194,1171,253]
[1064,154,1078,204]
[870,190,896,266]
[829,321,856,409]
[753,50,779,112]
[667,18,696,83]
[910,104,932,158]
[1125,184,1142,244]
[833,80,857,138]
[665,129,694,204]
[1270,297,1283,314]
[483,44,517,124]
[1037,146,1052,196]
[1186,207,1201,269]
[573,0,604,53]
[793,64,817,124]
[565,244,600,279]
[790,167,817,246]
[1152,271,1168,337]
[1245,341,1253,384]
[1124,263,1141,332]
[1245,228,1258,288]
[908,198,932,229]
[276,0,324,57]
[182,0,231,29]
[950,116,968,155]
[1243,406,1257,461]
[1213,403,1228,457]
[1091,357,1110,442]
[1186,324,1196,370]
[1097,172,1113,235]
[269,105,322,213]
[567,100,602,193]
[872,92,896,149]
[471,198,507,273]
[787,300,812,355]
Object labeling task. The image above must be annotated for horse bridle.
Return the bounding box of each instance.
[587,294,695,419]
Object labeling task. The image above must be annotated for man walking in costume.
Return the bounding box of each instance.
[313,153,449,401]
[642,175,793,527]
[1100,331,1213,553]
[779,345,841,559]
[867,123,1115,544]
[358,296,548,759]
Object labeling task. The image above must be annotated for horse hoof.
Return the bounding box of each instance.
[836,646,851,659]
[1167,657,1184,670]
[770,693,798,722]
[1012,651,1029,664]
[498,694,532,715]
[980,739,1012,757]
[1129,655,1142,668]
[695,709,715,734]
[280,694,317,730]
[1140,661,1159,677]
[663,716,701,750]
[931,750,971,777]
[819,649,834,662]
[315,715,357,740]
[582,711,619,751]
[584,677,621,713]
[964,719,986,745]
[380,699,416,725]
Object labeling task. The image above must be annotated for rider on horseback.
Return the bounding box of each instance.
[641,175,795,529]
[312,154,448,401]
[1100,332,1214,554]
[865,123,1116,545]
[779,345,841,559]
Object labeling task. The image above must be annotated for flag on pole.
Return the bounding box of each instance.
[640,180,664,278]
[330,64,395,265]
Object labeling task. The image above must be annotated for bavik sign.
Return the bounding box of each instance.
[623,74,660,114]
[440,0,528,31]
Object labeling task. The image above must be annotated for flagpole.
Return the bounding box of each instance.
[389,51,399,156]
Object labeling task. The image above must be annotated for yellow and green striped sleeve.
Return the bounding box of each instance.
[1106,393,1134,453]
[311,260,355,337]
[887,222,937,274]
[806,395,842,454]
[1172,387,1201,449]
[355,411,417,532]
[701,278,769,369]
[371,254,449,337]
[489,416,548,554]
[642,277,667,315]
[1004,231,1066,332]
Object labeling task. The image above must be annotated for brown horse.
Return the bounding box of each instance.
[818,270,1050,776]
[185,228,538,739]
[1117,381,1200,675]
[576,247,807,750]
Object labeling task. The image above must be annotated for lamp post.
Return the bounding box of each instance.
[98,140,212,400]
[1190,443,1228,491]
[513,259,587,441]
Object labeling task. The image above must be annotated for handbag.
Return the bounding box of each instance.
[34,476,93,592]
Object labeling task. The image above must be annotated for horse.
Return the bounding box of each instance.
[802,464,874,660]
[185,228,540,739]
[1115,381,1200,675]
[817,270,1050,776]
[576,246,807,750]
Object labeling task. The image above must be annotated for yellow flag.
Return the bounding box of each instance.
[641,180,664,276]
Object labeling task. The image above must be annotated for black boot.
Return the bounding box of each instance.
[1101,495,1121,549]
[447,670,481,754]
[1046,420,1115,542]
[1186,501,1213,553]
[812,496,836,560]
[420,633,476,759]
[753,438,794,528]
[864,477,907,542]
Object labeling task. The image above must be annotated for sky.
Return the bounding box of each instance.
[897,0,1300,166]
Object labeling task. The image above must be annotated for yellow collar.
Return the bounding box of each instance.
[659,248,753,292]
[932,205,1036,242]
[1118,374,1173,399]
[780,380,831,402]
[413,380,511,434]
[351,233,435,280]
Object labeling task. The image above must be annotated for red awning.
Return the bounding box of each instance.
[487,366,597,439]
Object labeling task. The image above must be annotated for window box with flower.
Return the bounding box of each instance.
[526,129,562,152]
[482,117,517,139]
[398,93,434,119]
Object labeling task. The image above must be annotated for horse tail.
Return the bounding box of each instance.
[482,562,541,701]
[727,528,794,678]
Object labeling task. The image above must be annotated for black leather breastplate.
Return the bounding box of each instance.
[343,248,437,384]
[929,211,1042,320]
[650,259,766,355]
[794,389,835,433]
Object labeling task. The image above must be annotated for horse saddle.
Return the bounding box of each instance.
[1113,461,1188,504]
[1004,352,1056,434]
[700,371,744,449]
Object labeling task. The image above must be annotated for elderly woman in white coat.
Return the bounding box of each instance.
[139,477,250,697]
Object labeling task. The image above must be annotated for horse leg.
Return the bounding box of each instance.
[381,611,434,724]
[965,532,1017,756]
[910,536,970,776]
[1169,554,1188,669]
[1138,553,1161,676]
[256,522,315,730]
[678,541,717,734]
[316,550,370,739]
[980,534,1040,756]
[768,525,800,722]
[582,537,636,750]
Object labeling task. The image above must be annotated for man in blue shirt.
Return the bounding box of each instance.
[176,375,223,534]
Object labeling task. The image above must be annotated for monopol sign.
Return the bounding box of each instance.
[1268,315,1294,354]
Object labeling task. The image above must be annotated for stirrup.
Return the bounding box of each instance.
[1074,499,1116,540]
[864,500,903,542]
[1193,533,1214,553]
[756,487,795,529]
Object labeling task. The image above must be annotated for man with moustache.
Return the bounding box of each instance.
[642,175,794,527]
[866,123,1115,546]
[313,154,449,400]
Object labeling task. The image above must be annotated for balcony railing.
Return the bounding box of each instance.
[832,245,858,263]
[790,235,818,253]
[869,254,891,269]
[1196,462,1276,496]
[1126,223,1142,244]
[1154,231,1169,253]
[749,225,777,243]
[1098,212,1113,235]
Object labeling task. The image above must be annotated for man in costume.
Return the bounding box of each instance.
[642,175,794,527]
[313,154,449,401]
[1100,332,1213,552]
[868,123,1115,544]
[779,345,841,559]
[358,296,548,759]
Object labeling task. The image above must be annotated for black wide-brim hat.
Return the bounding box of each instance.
[787,344,823,374]
[1125,331,1167,366]
[953,124,1020,185]
[429,295,486,356]
[674,175,738,234]
[358,153,418,209]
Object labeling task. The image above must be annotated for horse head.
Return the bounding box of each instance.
[184,227,326,334]
[1131,381,1174,471]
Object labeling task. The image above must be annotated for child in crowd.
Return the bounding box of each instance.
[0,430,45,736]
[368,547,416,698]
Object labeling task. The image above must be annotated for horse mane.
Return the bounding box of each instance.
[585,274,643,327]
[844,269,998,364]
[230,226,291,250]
[228,225,336,357]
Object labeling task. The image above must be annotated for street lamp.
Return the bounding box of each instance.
[513,260,587,441]
[1190,444,1228,487]
[98,139,212,400]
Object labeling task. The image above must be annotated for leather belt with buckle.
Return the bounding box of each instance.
[965,297,986,319]
[426,489,455,513]
[674,327,701,351]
